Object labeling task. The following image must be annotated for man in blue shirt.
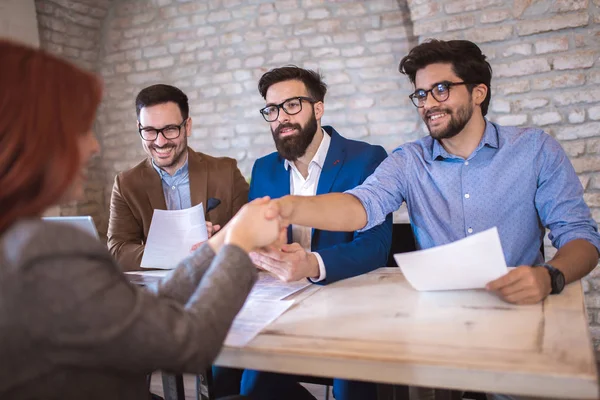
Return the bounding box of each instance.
[271,39,600,308]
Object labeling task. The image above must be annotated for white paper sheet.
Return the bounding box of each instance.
[124,270,170,286]
[225,299,295,347]
[393,227,508,291]
[141,203,208,269]
[249,272,311,301]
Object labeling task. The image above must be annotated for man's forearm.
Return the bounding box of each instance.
[287,193,367,232]
[548,239,599,283]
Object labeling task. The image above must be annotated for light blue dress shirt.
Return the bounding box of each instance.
[151,157,191,211]
[346,120,600,267]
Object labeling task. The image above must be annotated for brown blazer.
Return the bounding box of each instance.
[107,148,249,271]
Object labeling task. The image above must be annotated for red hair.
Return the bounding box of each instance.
[0,40,102,233]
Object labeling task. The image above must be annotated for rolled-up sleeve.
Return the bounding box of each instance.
[535,134,600,254]
[346,150,408,232]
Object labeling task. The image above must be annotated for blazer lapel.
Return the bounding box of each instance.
[316,127,346,196]
[312,127,345,246]
[142,159,167,211]
[188,148,208,210]
[271,157,293,243]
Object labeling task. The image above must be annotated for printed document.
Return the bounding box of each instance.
[249,272,311,300]
[225,299,295,347]
[394,227,508,291]
[141,203,208,269]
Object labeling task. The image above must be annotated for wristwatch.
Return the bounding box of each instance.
[534,263,566,295]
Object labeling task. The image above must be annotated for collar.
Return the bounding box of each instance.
[284,128,331,171]
[432,118,499,160]
[151,152,189,178]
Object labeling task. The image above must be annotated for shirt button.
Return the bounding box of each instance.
[172,186,176,190]
[467,228,473,234]
[464,193,470,199]
[464,161,469,166]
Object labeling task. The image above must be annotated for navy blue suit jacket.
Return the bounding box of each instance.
[249,126,392,284]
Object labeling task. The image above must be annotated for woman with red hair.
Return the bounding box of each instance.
[0,40,281,400]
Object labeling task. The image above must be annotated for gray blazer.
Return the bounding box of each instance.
[0,219,257,400]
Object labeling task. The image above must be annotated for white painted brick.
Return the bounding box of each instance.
[569,110,586,124]
[554,90,600,106]
[333,32,360,44]
[516,12,589,36]
[349,98,375,109]
[143,45,168,58]
[317,59,344,71]
[318,19,342,33]
[341,46,365,57]
[311,47,341,58]
[532,73,585,90]
[480,9,511,24]
[534,37,569,54]
[491,99,511,113]
[532,112,562,126]
[515,98,549,110]
[573,158,600,174]
[279,11,305,25]
[267,52,292,64]
[501,43,532,57]
[445,15,475,31]
[468,25,513,43]
[245,56,265,68]
[554,51,597,70]
[495,58,551,78]
[589,106,600,121]
[308,8,330,19]
[555,122,600,140]
[360,81,400,93]
[301,35,332,47]
[561,140,586,157]
[495,114,528,126]
[410,3,440,20]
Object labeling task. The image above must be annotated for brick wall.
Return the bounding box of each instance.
[31,0,600,349]
[35,0,114,228]
[95,0,419,230]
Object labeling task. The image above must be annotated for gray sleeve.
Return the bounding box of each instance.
[152,243,217,304]
[21,231,256,375]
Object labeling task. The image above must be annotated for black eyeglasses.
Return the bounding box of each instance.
[259,96,316,122]
[138,119,188,141]
[409,81,473,108]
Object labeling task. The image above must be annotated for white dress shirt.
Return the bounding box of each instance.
[284,129,331,282]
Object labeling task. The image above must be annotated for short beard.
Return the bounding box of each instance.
[152,134,187,169]
[426,102,474,140]
[272,112,318,161]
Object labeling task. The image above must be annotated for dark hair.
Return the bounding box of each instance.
[0,40,102,233]
[135,84,189,120]
[399,39,492,116]
[258,65,327,102]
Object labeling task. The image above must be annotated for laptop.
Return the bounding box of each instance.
[42,216,100,239]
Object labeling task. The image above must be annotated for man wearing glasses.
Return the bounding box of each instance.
[213,66,392,400]
[270,40,600,321]
[107,84,249,271]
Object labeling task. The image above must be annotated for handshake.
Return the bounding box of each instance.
[208,196,293,254]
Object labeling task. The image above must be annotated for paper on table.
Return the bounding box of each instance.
[393,227,508,291]
[225,299,295,347]
[141,202,208,269]
[124,270,170,286]
[249,272,311,301]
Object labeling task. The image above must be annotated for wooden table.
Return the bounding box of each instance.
[213,268,599,399]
